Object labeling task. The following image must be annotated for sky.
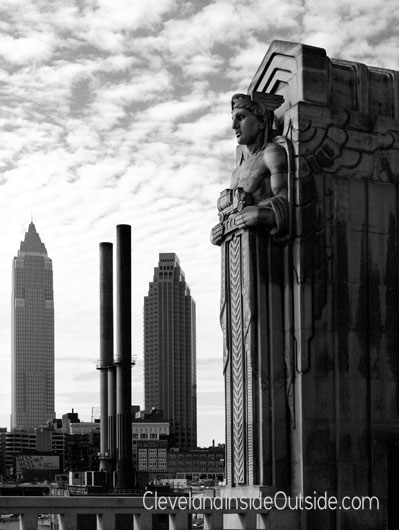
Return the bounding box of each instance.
[0,0,397,447]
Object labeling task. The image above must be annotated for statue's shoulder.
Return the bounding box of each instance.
[265,140,286,153]
[264,140,287,156]
[263,139,288,170]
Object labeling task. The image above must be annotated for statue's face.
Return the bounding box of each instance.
[232,107,264,145]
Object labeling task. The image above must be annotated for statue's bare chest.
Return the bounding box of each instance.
[230,150,271,202]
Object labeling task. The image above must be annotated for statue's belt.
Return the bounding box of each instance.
[216,187,253,238]
[217,188,253,219]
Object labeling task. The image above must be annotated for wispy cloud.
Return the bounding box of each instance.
[0,0,397,445]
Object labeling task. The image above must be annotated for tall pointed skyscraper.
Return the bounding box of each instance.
[11,222,55,431]
[144,253,197,450]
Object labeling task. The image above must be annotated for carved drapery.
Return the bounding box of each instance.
[222,224,289,487]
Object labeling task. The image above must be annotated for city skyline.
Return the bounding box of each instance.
[0,1,396,446]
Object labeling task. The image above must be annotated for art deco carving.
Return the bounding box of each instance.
[212,91,292,487]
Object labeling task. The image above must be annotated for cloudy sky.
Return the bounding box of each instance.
[0,0,397,447]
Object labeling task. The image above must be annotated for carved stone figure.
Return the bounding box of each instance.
[211,92,288,245]
[212,91,291,487]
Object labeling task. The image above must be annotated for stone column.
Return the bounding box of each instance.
[58,512,77,530]
[168,511,189,530]
[133,512,152,530]
[96,511,116,530]
[204,511,224,529]
[19,512,38,530]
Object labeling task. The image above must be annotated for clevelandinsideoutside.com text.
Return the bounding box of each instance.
[143,490,380,512]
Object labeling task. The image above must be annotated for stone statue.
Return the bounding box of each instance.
[211,92,288,246]
[212,91,291,488]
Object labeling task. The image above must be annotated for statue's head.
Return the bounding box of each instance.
[231,92,284,146]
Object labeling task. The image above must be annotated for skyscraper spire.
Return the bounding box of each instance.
[19,222,47,255]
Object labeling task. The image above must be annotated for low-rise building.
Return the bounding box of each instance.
[167,446,225,483]
[5,431,36,475]
[2,411,100,478]
[69,422,100,435]
[132,419,170,480]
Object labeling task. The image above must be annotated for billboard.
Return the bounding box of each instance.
[16,454,60,471]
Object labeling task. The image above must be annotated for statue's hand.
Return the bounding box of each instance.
[234,206,275,230]
[210,223,224,246]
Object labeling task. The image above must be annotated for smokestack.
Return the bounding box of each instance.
[115,225,133,489]
[99,242,114,472]
[108,359,116,468]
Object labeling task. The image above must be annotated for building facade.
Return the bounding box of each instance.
[3,429,99,478]
[5,431,37,474]
[132,419,170,477]
[0,428,7,478]
[11,222,55,431]
[167,446,225,483]
[144,253,197,450]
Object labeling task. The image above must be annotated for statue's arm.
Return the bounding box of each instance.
[261,143,288,234]
[263,142,288,201]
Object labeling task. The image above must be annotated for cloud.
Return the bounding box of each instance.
[184,54,224,78]
[302,0,399,67]
[73,371,99,383]
[0,0,396,448]
[57,391,100,403]
[86,0,177,32]
[0,33,55,65]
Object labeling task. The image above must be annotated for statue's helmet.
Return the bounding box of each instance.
[231,92,284,115]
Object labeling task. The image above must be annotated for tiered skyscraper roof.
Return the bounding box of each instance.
[144,253,197,450]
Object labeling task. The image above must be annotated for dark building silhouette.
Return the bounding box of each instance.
[144,253,197,450]
[0,428,6,478]
[11,222,55,431]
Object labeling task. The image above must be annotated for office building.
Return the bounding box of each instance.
[132,414,170,477]
[11,222,55,430]
[5,430,37,474]
[144,253,197,450]
[167,445,225,482]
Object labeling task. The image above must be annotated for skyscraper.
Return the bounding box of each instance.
[144,253,197,450]
[11,222,55,431]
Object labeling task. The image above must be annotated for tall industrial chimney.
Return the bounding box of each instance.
[99,242,115,473]
[115,224,133,489]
